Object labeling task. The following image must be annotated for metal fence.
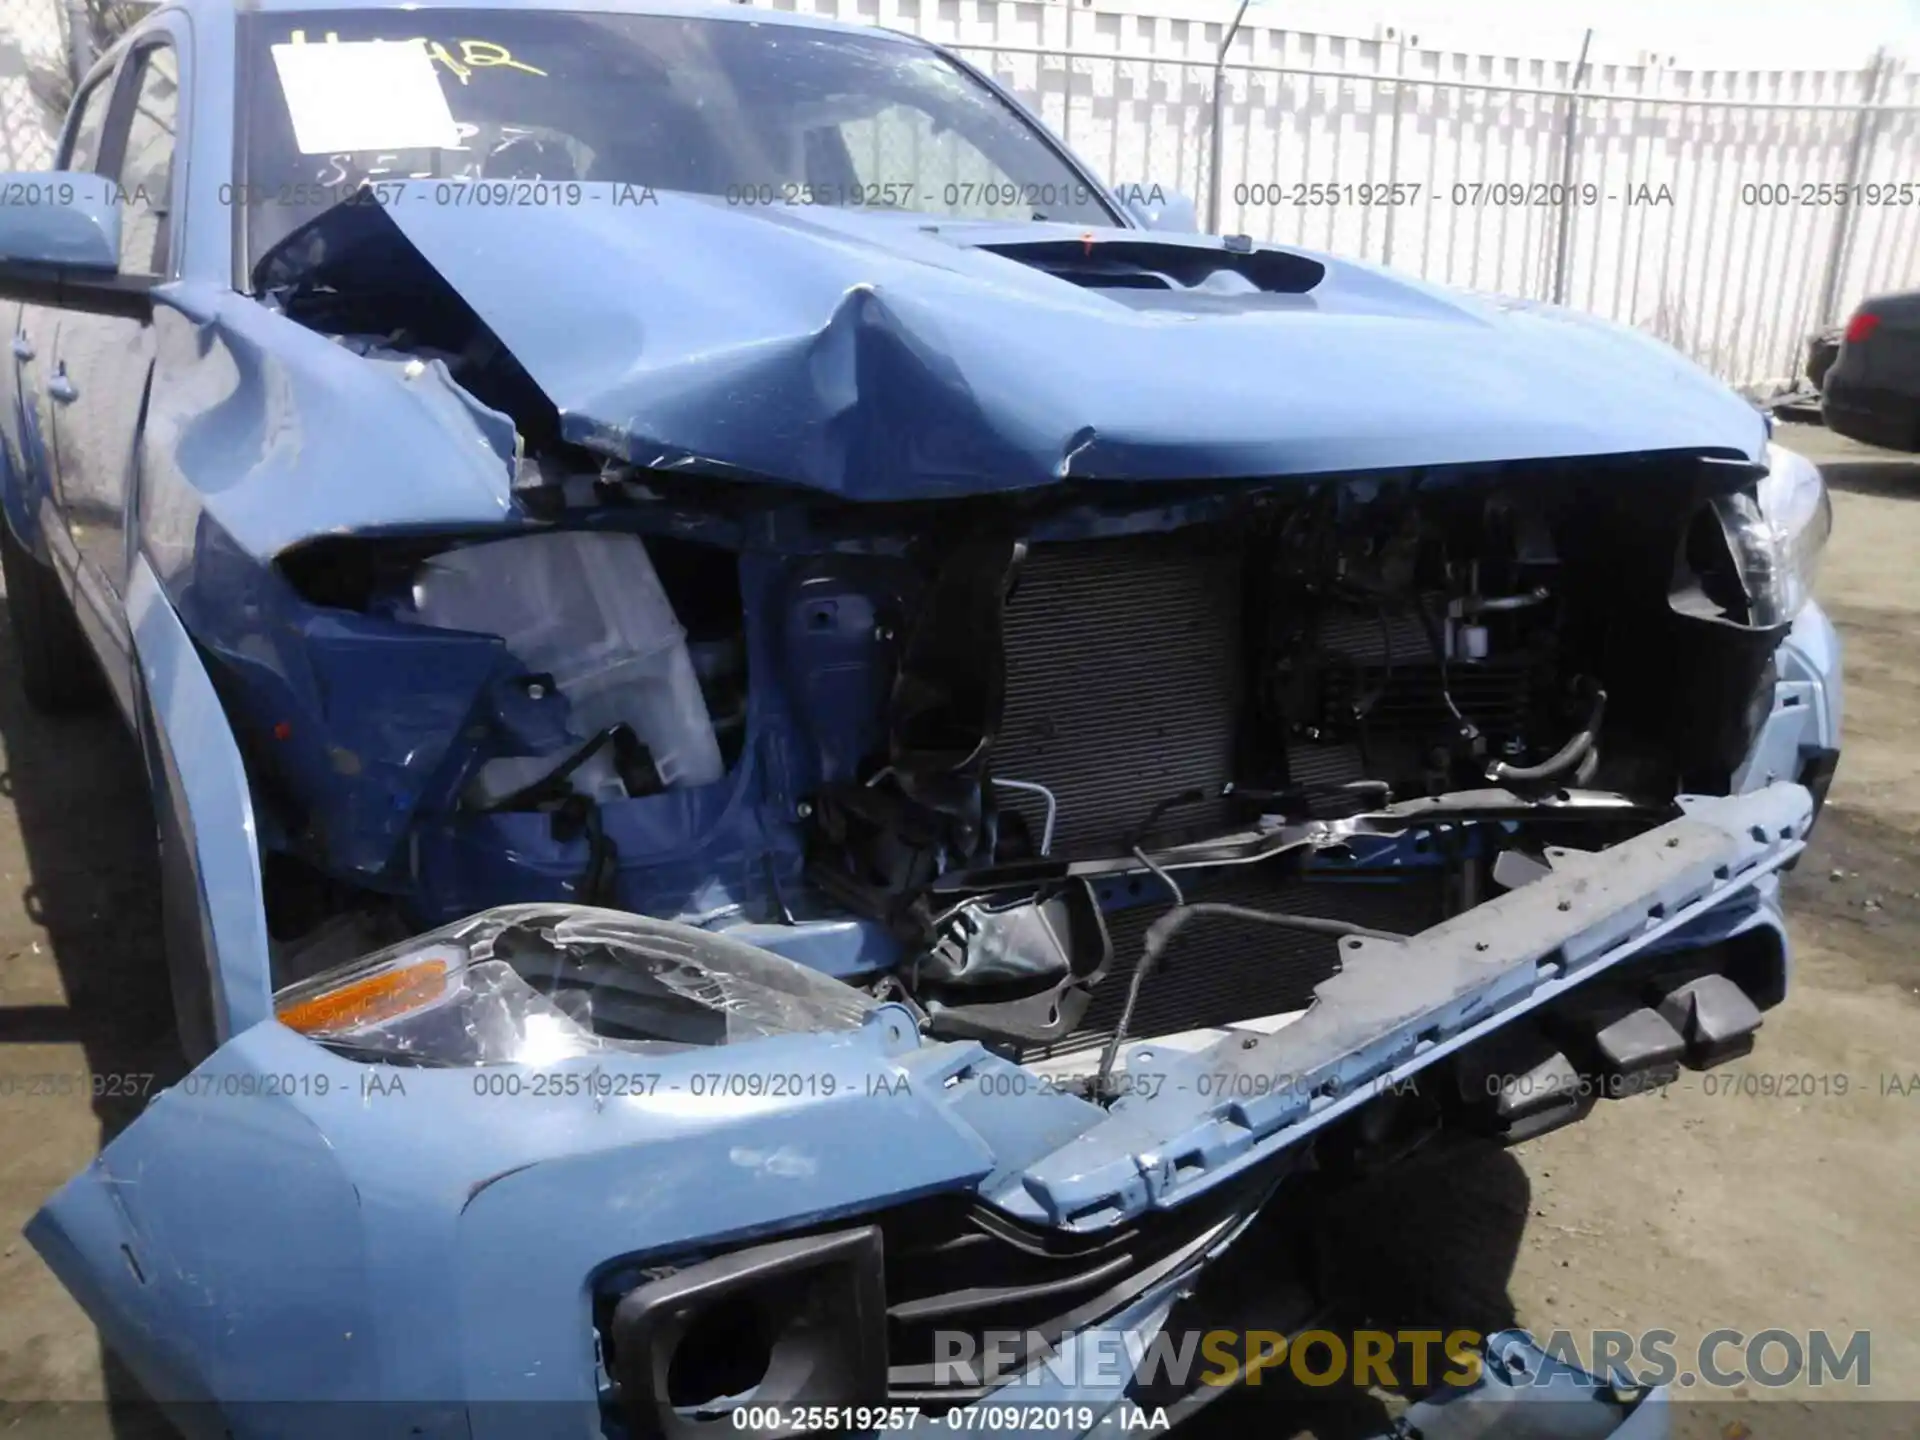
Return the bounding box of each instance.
[0,0,63,172]
[758,0,1920,393]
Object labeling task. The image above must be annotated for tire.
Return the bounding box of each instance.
[1805,328,1842,393]
[0,519,102,712]
[158,800,219,1065]
[137,697,221,1066]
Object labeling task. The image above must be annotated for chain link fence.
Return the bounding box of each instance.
[0,0,65,171]
[764,0,1920,393]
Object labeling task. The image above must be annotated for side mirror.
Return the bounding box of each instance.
[0,171,151,320]
[1113,181,1198,233]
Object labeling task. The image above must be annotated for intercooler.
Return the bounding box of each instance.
[993,529,1244,856]
[1283,603,1555,795]
[989,529,1445,1058]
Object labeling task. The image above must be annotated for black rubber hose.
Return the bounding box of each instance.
[1572,743,1601,787]
[579,801,620,905]
[1486,685,1608,785]
[1123,788,1212,851]
[479,724,629,813]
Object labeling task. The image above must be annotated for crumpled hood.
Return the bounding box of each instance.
[274,183,1767,498]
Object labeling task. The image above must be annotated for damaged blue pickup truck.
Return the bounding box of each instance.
[0,0,1841,1436]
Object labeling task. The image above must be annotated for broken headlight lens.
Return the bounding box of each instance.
[1707,443,1832,627]
[273,904,874,1065]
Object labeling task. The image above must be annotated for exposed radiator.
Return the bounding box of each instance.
[989,529,1448,1059]
[1026,866,1446,1061]
[993,529,1244,856]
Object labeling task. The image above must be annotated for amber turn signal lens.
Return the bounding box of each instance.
[277,959,449,1035]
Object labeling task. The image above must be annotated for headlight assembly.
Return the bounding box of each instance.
[1705,443,1832,628]
[273,904,874,1065]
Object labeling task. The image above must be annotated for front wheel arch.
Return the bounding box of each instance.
[137,695,219,1064]
[126,557,274,1056]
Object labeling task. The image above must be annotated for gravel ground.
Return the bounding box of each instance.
[0,421,1913,1439]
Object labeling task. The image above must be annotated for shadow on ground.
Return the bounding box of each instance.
[1817,456,1920,501]
[1185,1139,1532,1439]
[0,598,184,1440]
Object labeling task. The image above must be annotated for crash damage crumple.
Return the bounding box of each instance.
[255,183,1769,504]
[24,784,1806,1438]
[134,283,520,568]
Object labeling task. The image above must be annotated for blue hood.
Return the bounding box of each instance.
[284,183,1768,499]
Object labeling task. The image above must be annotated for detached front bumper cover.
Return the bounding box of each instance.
[22,784,1809,1437]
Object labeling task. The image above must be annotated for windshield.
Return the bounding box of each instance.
[238,9,1117,266]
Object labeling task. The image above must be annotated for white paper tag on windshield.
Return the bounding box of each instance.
[270,38,461,155]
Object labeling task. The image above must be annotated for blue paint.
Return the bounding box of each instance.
[0,0,1838,1428]
[27,1009,989,1432]
[0,170,123,269]
[306,182,1770,500]
[27,778,1785,1432]
[127,556,274,1042]
[1733,600,1842,795]
[1388,1331,1668,1440]
[981,785,1814,1228]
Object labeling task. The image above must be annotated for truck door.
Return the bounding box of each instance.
[5,71,115,568]
[47,38,178,717]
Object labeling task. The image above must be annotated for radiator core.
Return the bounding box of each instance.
[993,529,1244,857]
[989,528,1447,1057]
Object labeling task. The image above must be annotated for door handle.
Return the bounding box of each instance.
[47,367,76,404]
[10,334,31,362]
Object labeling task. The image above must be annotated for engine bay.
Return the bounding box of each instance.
[228,439,1798,1102]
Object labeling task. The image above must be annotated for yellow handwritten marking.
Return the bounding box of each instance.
[458,39,547,77]
[418,38,549,83]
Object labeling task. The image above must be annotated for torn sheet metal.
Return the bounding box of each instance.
[24,1003,984,1432]
[139,286,518,572]
[257,185,1768,500]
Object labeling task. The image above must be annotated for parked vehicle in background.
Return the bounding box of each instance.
[1824,292,1920,449]
[1805,325,1842,395]
[0,0,1840,1436]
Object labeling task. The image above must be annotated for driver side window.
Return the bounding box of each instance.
[837,104,1026,220]
[60,73,115,173]
[107,45,179,278]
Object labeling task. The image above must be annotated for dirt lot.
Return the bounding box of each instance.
[0,421,1914,1438]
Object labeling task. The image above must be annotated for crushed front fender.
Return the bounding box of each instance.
[25,786,1805,1437]
[25,1005,987,1439]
